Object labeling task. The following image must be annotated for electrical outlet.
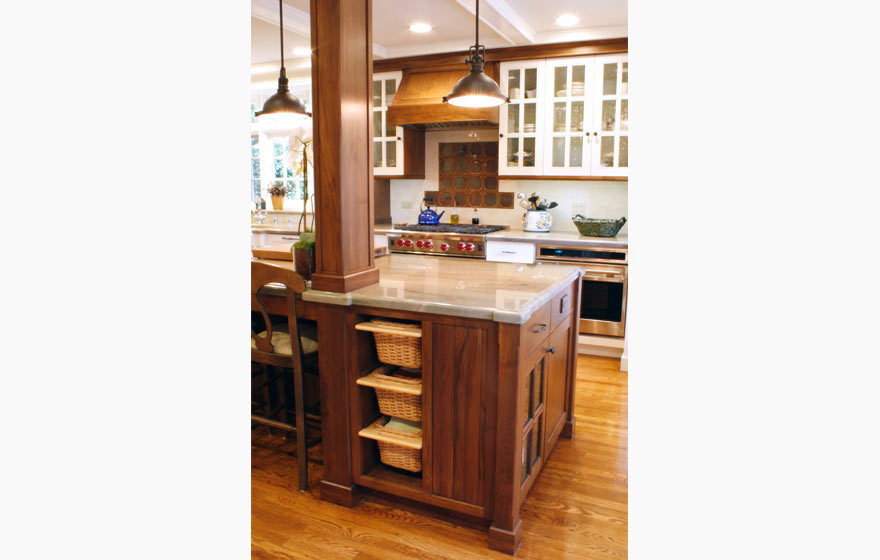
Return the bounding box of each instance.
[401,200,412,209]
[572,202,586,217]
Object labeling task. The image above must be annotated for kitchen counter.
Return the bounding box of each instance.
[373,224,627,249]
[251,227,300,235]
[298,253,582,323]
[486,229,628,249]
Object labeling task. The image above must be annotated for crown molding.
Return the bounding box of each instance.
[251,0,387,58]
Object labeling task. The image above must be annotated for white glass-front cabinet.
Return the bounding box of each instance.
[499,61,545,176]
[372,71,404,176]
[498,54,628,177]
[592,55,628,176]
[543,57,595,176]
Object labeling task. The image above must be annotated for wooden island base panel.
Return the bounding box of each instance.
[270,253,584,555]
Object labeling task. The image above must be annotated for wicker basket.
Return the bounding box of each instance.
[572,215,627,237]
[358,416,423,472]
[356,364,422,422]
[355,320,422,369]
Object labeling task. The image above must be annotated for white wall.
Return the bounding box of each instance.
[388,129,628,234]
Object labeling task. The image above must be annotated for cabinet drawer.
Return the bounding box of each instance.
[486,241,536,264]
[520,299,552,358]
[550,282,576,331]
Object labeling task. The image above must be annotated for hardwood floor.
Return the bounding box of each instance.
[252,355,628,559]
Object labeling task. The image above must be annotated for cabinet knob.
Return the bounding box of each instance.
[547,347,556,354]
[593,131,598,136]
[499,133,504,138]
[397,137,401,140]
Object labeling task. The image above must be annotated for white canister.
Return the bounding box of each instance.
[522,211,553,232]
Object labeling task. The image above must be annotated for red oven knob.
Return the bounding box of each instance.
[440,243,449,251]
[396,239,404,246]
[457,242,465,250]
[425,241,434,249]
[416,240,424,248]
[466,243,475,251]
[404,239,413,247]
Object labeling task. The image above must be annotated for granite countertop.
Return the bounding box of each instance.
[251,228,301,235]
[485,229,627,249]
[373,224,627,249]
[293,253,583,324]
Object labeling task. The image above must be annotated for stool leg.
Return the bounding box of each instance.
[265,365,277,436]
[292,361,308,491]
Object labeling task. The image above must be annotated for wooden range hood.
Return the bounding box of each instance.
[386,64,500,129]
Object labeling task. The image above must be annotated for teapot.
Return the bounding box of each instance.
[418,199,445,225]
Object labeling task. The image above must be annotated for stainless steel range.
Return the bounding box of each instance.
[387,225,508,258]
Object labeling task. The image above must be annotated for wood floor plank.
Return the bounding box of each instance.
[252,355,628,559]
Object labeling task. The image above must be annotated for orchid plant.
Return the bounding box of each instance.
[291,132,314,234]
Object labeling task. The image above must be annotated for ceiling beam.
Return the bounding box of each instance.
[251,0,387,58]
[451,0,535,45]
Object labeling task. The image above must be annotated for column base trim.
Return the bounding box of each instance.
[488,520,523,555]
[311,266,379,293]
[319,480,361,508]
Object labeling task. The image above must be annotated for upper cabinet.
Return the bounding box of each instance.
[499,61,545,176]
[592,55,629,177]
[498,54,628,178]
[544,57,594,176]
[373,71,404,176]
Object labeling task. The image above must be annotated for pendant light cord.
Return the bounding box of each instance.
[279,0,285,72]
[475,0,479,50]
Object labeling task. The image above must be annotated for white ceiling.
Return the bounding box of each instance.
[252,0,627,66]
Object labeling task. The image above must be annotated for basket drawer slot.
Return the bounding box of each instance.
[358,416,423,472]
[357,365,422,422]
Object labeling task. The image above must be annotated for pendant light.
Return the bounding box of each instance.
[443,0,509,108]
[256,0,311,125]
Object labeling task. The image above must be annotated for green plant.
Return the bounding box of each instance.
[293,231,316,250]
[268,181,288,197]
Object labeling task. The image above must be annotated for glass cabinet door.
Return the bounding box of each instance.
[543,57,594,176]
[591,55,628,177]
[499,61,545,176]
[372,71,404,176]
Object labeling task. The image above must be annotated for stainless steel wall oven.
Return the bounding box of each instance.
[536,245,627,338]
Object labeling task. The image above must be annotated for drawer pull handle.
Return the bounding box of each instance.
[547,347,556,354]
[501,250,517,254]
[560,294,569,312]
[532,323,547,334]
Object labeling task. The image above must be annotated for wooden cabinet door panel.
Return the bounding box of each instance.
[544,323,571,449]
[431,323,493,507]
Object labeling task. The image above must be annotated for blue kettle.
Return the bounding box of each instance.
[418,199,445,225]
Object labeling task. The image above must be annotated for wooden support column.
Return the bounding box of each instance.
[490,323,524,554]
[309,0,379,293]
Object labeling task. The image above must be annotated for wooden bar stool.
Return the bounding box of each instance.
[251,260,320,490]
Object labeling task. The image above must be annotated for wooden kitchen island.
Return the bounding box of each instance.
[259,254,582,555]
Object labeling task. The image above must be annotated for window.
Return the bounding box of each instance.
[250,92,313,208]
[251,135,261,200]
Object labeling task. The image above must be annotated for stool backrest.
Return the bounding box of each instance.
[251,260,307,359]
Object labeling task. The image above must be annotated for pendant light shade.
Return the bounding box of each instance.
[256,0,311,125]
[443,0,508,108]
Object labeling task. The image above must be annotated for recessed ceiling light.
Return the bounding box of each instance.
[555,14,580,27]
[409,22,432,33]
[292,47,311,56]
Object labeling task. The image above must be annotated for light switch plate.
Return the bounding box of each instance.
[572,202,586,217]
[401,200,412,209]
